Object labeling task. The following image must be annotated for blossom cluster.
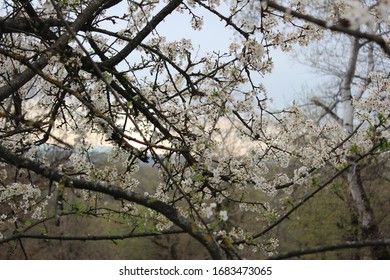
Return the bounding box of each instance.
[0,0,389,258]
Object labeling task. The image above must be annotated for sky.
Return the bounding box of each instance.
[261,49,321,109]
[151,2,322,110]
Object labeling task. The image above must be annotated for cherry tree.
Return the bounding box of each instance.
[0,0,389,259]
[260,0,390,259]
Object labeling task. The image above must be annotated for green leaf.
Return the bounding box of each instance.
[378,138,390,152]
[70,200,84,215]
[335,162,348,171]
[269,212,279,223]
[310,177,319,187]
[191,173,204,182]
[350,144,363,155]
[377,112,387,124]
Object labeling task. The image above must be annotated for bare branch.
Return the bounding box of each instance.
[270,239,390,259]
[98,0,184,69]
[311,98,342,125]
[265,1,390,56]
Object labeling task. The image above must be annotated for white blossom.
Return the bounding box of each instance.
[219,210,229,221]
[344,0,374,30]
[205,202,217,218]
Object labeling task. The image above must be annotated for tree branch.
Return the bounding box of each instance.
[270,239,390,259]
[311,98,342,125]
[98,0,184,69]
[235,140,380,245]
[0,142,226,259]
[264,1,390,56]
[0,17,64,34]
[0,0,112,103]
[1,230,185,244]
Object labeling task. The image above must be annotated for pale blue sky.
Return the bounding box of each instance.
[154,4,321,109]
